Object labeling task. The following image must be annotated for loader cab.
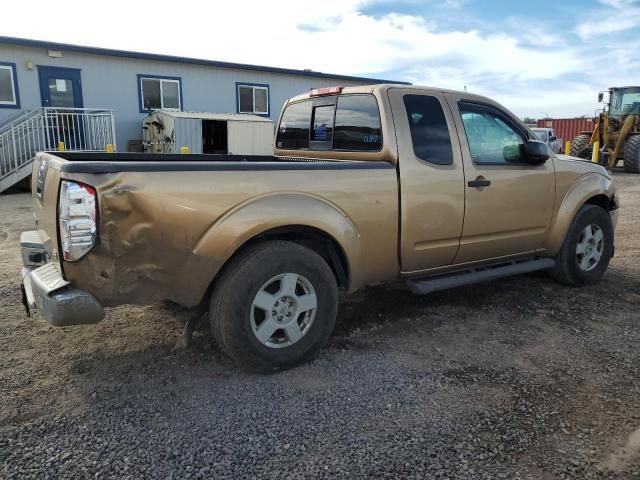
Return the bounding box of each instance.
[606,87,640,117]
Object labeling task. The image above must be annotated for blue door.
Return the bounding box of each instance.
[37,66,85,149]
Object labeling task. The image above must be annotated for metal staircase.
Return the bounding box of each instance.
[0,108,116,193]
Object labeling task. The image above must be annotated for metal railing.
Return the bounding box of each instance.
[0,108,38,131]
[42,107,116,152]
[0,107,116,187]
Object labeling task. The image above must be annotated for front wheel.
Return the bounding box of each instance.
[548,205,614,286]
[209,240,338,371]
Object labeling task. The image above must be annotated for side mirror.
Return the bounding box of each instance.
[525,139,550,164]
[598,92,604,103]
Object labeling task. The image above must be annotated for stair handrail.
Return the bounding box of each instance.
[0,108,42,132]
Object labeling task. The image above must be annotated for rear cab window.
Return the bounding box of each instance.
[277,94,382,152]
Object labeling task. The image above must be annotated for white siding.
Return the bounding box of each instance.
[228,121,273,156]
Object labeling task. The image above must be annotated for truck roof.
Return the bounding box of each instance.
[286,83,496,105]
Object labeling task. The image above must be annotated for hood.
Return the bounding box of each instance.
[553,154,611,179]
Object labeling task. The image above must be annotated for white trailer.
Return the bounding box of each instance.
[143,111,273,155]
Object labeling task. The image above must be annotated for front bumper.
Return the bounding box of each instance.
[20,231,104,327]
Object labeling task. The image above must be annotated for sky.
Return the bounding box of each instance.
[3,0,639,119]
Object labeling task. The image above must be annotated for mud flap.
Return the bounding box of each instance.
[21,283,31,317]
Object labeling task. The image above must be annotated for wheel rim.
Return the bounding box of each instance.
[576,224,604,272]
[250,273,317,349]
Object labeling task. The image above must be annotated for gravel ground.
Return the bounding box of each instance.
[1,173,639,479]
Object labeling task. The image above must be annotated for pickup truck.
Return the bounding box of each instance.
[20,84,619,370]
[531,127,562,154]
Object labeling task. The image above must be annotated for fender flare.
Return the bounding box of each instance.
[187,193,360,302]
[545,172,614,255]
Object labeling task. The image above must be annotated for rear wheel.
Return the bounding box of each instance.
[549,205,613,286]
[209,240,338,371]
[623,135,640,173]
[570,134,591,158]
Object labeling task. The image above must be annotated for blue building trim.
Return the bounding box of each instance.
[236,82,271,117]
[0,61,21,109]
[0,36,410,85]
[137,73,183,113]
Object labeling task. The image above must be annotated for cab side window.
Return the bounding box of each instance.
[403,95,453,165]
[459,103,526,164]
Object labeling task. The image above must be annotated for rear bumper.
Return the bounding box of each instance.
[20,231,104,326]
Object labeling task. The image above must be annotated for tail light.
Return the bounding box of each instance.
[58,181,97,261]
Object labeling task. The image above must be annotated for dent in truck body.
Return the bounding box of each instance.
[54,158,399,308]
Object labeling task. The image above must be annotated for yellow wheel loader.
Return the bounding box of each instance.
[570,86,640,173]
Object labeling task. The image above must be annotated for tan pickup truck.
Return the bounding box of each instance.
[20,84,618,370]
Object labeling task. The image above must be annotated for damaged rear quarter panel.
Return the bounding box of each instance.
[61,167,398,308]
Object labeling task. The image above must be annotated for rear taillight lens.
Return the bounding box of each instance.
[58,180,97,261]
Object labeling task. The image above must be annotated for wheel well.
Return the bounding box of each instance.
[585,194,616,212]
[232,226,350,289]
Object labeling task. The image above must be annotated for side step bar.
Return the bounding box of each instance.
[406,258,556,295]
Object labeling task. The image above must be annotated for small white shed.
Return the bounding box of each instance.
[142,111,274,155]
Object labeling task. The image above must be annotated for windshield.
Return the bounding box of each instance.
[609,87,640,116]
[532,129,547,141]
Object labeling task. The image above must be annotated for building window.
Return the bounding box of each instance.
[0,62,20,109]
[138,75,182,112]
[236,83,269,115]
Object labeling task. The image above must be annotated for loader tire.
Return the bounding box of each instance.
[570,134,590,158]
[623,135,640,173]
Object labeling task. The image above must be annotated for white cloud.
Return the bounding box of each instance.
[576,0,640,39]
[1,0,636,118]
[597,0,638,7]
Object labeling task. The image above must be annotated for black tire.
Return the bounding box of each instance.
[209,240,338,371]
[576,145,593,161]
[570,134,591,157]
[548,205,613,286]
[623,135,640,173]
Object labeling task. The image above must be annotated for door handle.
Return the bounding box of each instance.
[468,177,491,188]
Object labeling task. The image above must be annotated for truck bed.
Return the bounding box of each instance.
[32,151,400,308]
[50,152,392,173]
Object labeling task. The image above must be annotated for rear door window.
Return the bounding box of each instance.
[403,95,453,165]
[276,94,382,151]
